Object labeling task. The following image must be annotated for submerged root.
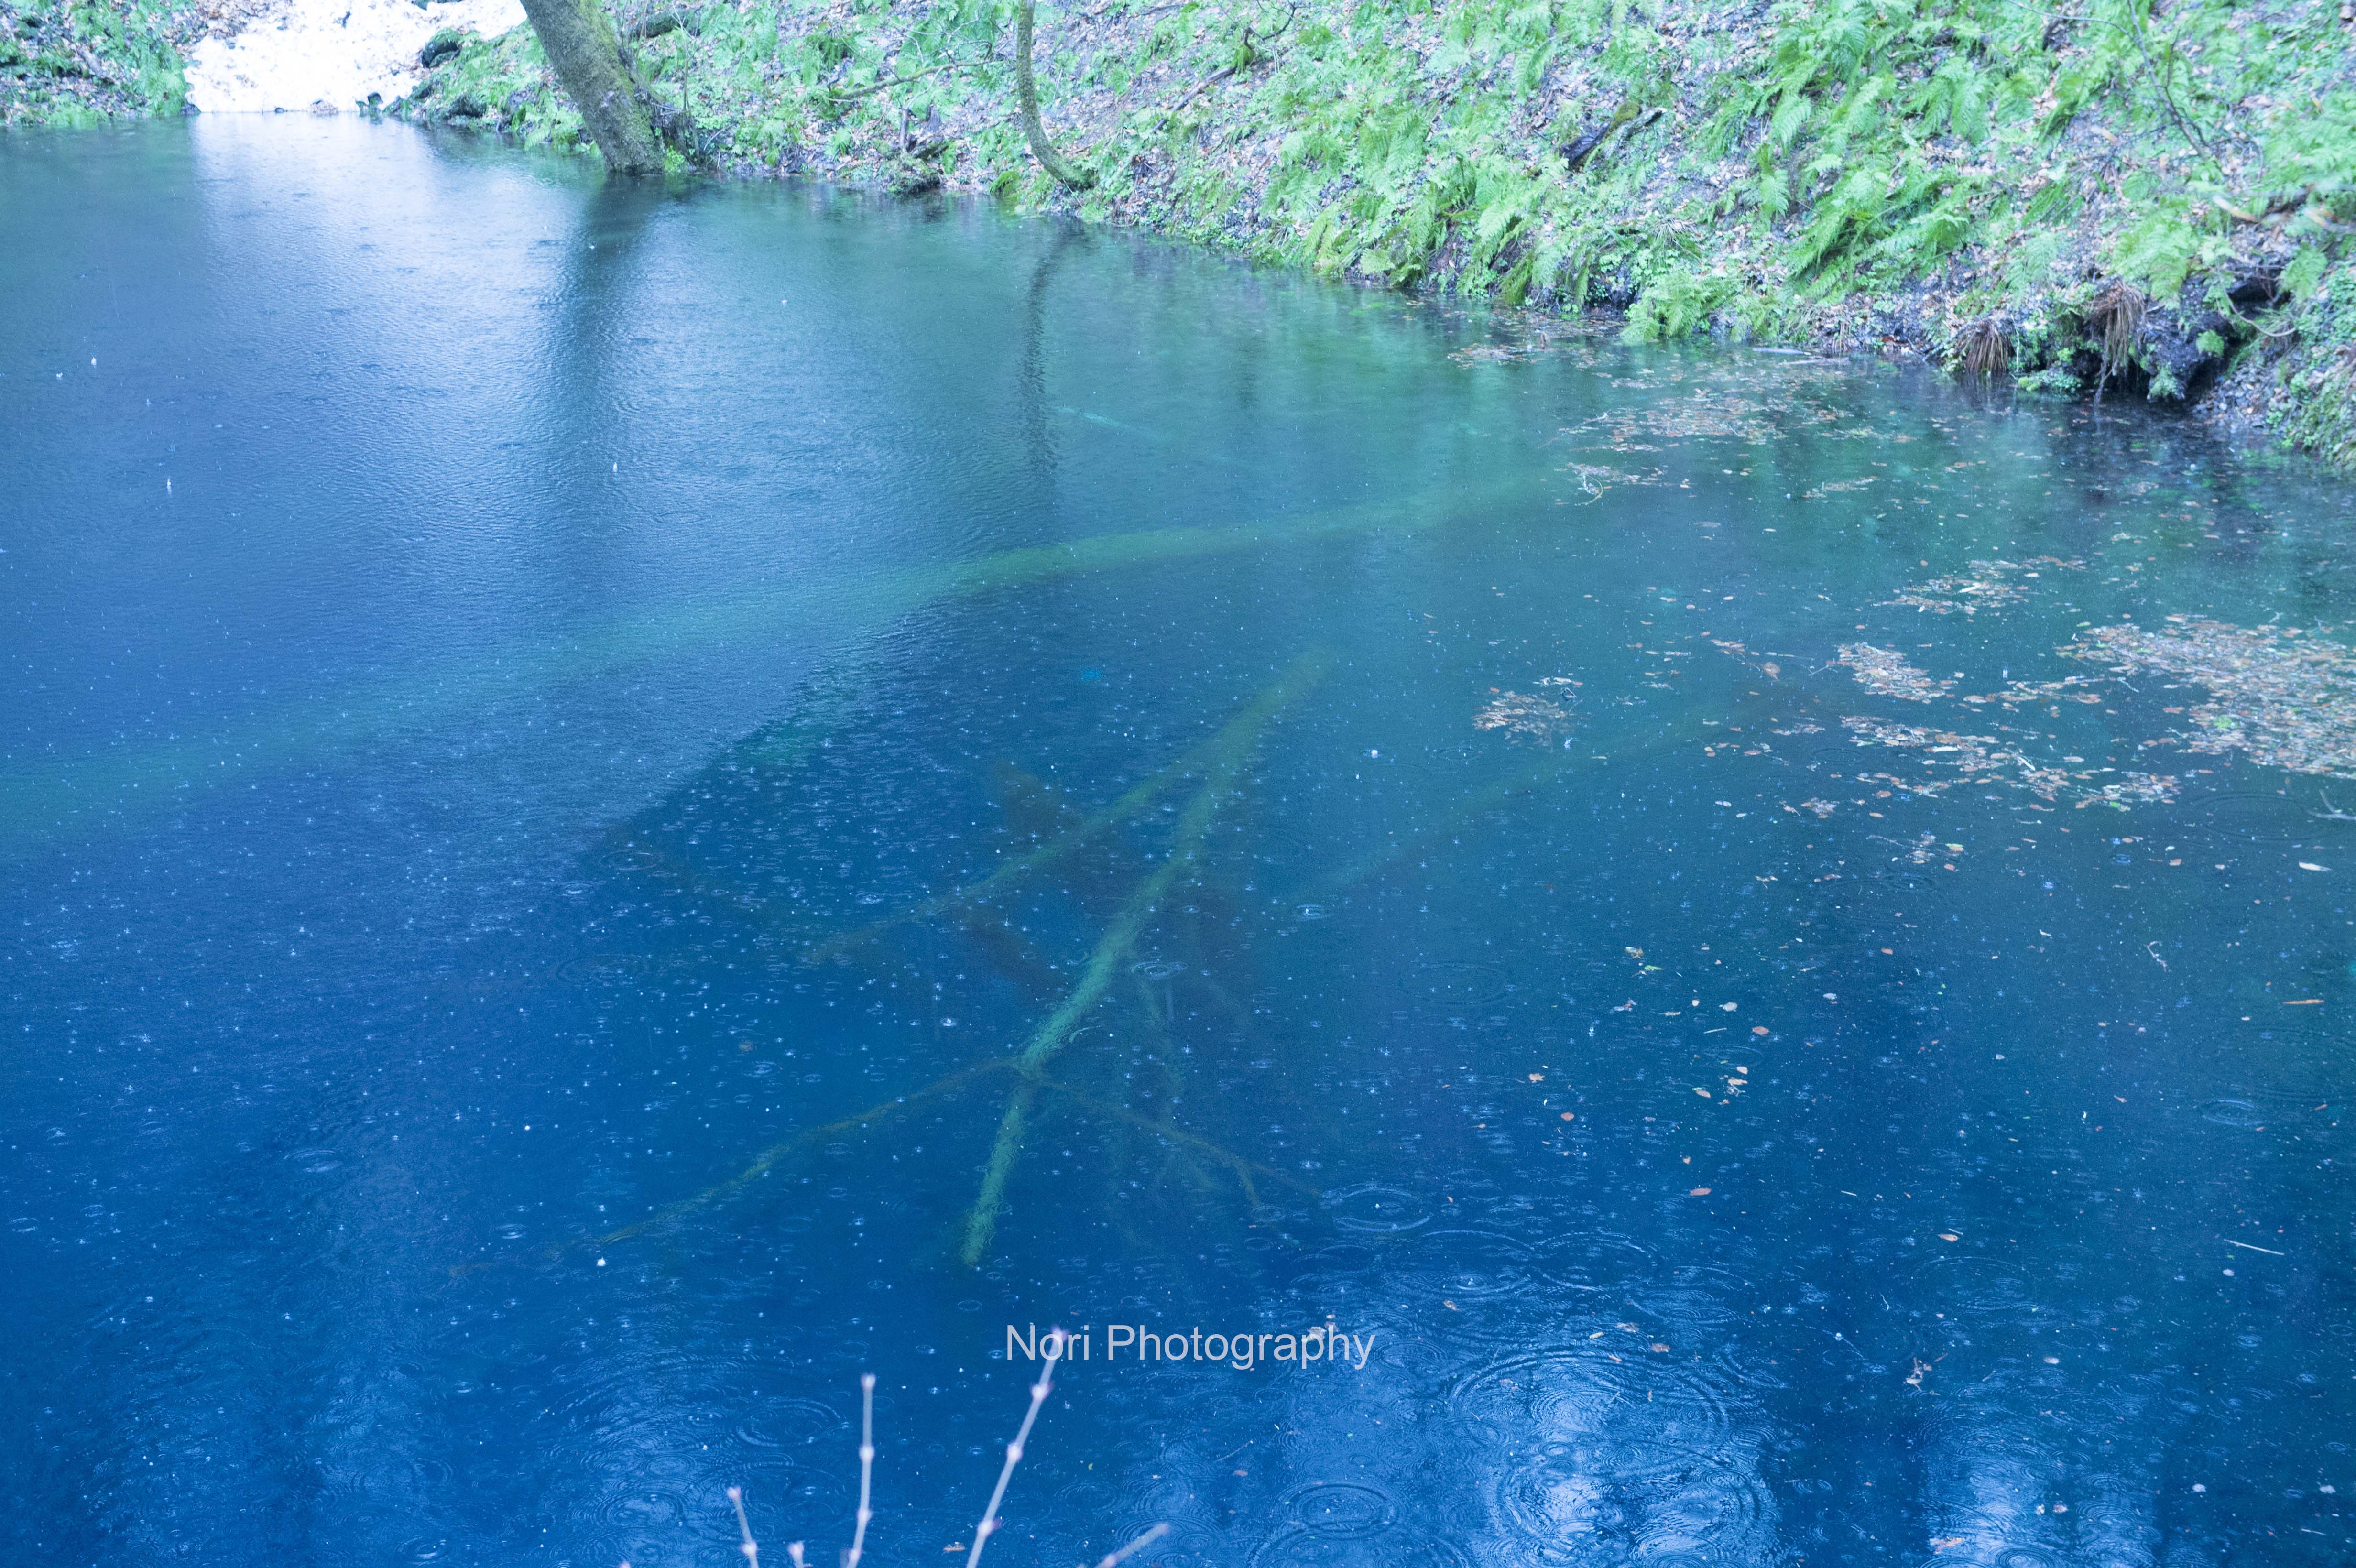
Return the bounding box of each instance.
[496,1036,1305,1278]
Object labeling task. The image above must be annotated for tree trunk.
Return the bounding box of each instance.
[519,0,664,174]
[1014,0,1092,190]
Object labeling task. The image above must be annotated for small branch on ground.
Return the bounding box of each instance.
[817,57,983,103]
[1561,101,1660,175]
[1156,7,1295,124]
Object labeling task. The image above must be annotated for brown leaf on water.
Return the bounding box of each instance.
[2063,617,2356,778]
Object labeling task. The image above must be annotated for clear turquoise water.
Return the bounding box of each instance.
[3,116,2352,1568]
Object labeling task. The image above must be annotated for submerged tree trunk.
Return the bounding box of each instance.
[519,0,663,174]
[1014,0,1093,190]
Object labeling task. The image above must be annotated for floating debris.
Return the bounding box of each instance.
[1569,390,1840,450]
[2064,618,2356,779]
[1475,679,1579,743]
[1707,638,1791,682]
[1446,312,1609,367]
[1801,475,1878,499]
[1884,557,2083,616]
[1963,675,2109,708]
[1842,717,2179,806]
[1838,644,1955,702]
[1563,461,1669,498]
[1450,335,1575,367]
[1799,798,1838,817]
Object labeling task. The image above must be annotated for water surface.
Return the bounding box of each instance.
[4,116,2353,1568]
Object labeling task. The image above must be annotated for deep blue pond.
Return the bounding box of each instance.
[3,116,2353,1568]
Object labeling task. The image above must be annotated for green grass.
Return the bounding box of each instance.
[0,0,189,124]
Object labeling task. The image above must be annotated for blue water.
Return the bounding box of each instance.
[4,116,2353,1568]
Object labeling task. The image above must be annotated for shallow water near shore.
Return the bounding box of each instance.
[4,116,2354,1567]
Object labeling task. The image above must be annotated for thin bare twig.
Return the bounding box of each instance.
[967,1329,1066,1568]
[1096,1524,1172,1568]
[729,1368,1165,1568]
[2121,0,2216,163]
[1160,60,1242,120]
[847,1373,877,1568]
[727,1485,761,1568]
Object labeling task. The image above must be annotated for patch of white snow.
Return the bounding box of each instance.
[188,0,526,115]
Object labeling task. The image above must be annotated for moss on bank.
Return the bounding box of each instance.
[0,0,191,123]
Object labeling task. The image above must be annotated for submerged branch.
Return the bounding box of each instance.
[1035,1076,1315,1201]
[956,783,1225,1262]
[505,1057,1014,1269]
[958,651,1331,1263]
[807,656,1330,965]
[500,655,1330,1277]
